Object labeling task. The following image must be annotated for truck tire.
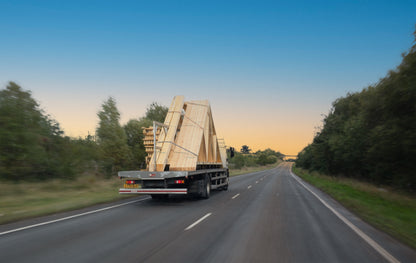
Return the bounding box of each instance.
[218,176,229,191]
[201,175,211,199]
[222,169,229,191]
[222,177,229,191]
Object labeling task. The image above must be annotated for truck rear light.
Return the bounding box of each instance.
[126,180,135,184]
[175,180,185,184]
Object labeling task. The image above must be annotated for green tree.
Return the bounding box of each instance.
[96,97,131,176]
[123,102,168,169]
[240,145,251,154]
[124,118,152,169]
[257,152,278,166]
[0,82,72,180]
[255,148,280,166]
[231,153,245,169]
[0,82,45,179]
[296,28,416,191]
[145,102,169,122]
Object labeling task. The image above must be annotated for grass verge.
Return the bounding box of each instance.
[0,175,129,225]
[292,166,416,249]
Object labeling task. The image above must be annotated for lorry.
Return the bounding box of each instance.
[118,96,229,199]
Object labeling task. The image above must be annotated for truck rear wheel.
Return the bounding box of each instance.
[201,176,211,199]
[222,177,229,191]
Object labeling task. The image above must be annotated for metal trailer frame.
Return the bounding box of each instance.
[119,168,229,196]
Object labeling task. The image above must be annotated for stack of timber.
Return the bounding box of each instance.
[146,96,227,172]
[142,126,160,167]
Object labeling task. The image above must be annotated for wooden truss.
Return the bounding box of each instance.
[144,96,227,171]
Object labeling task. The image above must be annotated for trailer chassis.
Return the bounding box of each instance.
[119,168,229,199]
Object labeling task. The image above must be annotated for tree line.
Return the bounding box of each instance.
[228,146,284,169]
[296,31,416,191]
[0,84,283,181]
[0,82,167,180]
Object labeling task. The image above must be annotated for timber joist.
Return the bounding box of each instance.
[143,126,162,167]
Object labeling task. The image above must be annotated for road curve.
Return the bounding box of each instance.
[0,163,415,263]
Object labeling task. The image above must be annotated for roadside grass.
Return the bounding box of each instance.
[292,166,416,249]
[0,175,129,225]
[229,160,282,177]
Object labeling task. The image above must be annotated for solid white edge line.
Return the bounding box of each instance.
[289,170,399,263]
[232,193,240,199]
[185,213,212,231]
[0,197,151,236]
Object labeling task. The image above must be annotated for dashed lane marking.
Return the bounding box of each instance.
[185,213,212,231]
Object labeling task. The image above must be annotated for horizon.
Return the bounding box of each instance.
[1,1,415,155]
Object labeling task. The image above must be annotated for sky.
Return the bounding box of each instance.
[1,0,415,155]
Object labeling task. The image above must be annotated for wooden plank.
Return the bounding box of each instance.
[169,100,209,170]
[212,135,217,163]
[218,139,227,167]
[216,141,222,163]
[203,108,218,163]
[198,134,207,162]
[155,95,184,171]
[204,112,210,161]
[208,109,215,162]
[148,95,184,171]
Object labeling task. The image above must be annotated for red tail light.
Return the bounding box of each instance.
[126,180,135,184]
[175,180,185,184]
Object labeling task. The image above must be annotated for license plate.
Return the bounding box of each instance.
[124,184,141,189]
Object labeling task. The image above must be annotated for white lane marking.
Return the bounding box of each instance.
[232,193,240,199]
[290,171,399,263]
[0,197,151,236]
[185,213,212,231]
[247,185,252,189]
[255,181,258,184]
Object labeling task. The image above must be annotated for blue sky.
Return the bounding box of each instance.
[1,0,415,154]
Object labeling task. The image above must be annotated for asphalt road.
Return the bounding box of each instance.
[1,162,415,263]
